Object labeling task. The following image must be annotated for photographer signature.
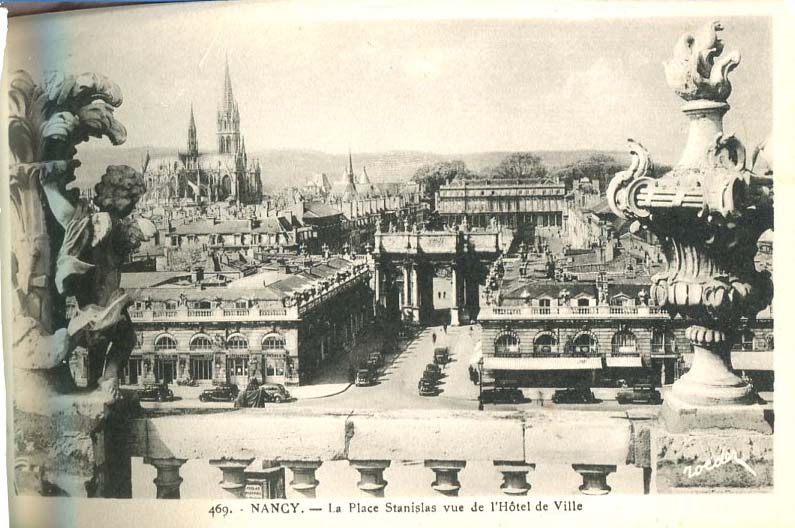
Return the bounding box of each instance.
[682,448,757,479]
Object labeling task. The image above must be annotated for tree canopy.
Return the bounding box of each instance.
[412,160,474,206]
[487,152,548,181]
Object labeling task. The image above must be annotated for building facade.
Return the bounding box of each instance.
[119,257,372,387]
[477,258,773,389]
[436,180,566,230]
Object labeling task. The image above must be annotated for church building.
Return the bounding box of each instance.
[143,57,263,205]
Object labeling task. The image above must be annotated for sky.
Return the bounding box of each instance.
[4,3,772,164]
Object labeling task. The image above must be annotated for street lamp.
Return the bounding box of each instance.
[478,357,484,411]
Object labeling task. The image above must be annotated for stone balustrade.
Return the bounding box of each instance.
[374,231,500,256]
[119,408,655,499]
[481,305,667,320]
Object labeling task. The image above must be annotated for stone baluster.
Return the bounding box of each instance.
[350,460,391,498]
[144,457,187,499]
[210,457,255,498]
[572,464,616,495]
[425,460,466,496]
[283,460,322,498]
[494,461,535,496]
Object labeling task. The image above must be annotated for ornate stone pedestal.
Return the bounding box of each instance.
[661,394,771,434]
[14,394,137,498]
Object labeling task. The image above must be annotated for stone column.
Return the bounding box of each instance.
[425,460,466,497]
[494,461,535,496]
[450,265,461,326]
[411,264,420,322]
[144,457,187,499]
[402,265,410,309]
[210,457,255,498]
[350,460,391,498]
[572,464,615,496]
[283,460,322,498]
[373,266,381,315]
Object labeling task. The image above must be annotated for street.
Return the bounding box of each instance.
[132,323,763,413]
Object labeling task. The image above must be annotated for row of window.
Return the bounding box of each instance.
[494,329,770,356]
[153,333,286,352]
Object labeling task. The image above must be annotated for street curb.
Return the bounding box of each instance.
[294,382,354,400]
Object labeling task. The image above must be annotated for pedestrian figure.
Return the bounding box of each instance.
[443,323,447,334]
[537,390,544,407]
[432,332,437,344]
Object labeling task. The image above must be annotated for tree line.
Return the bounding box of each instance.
[412,152,671,207]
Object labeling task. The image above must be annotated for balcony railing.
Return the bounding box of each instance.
[127,305,300,322]
[125,267,369,324]
[481,305,667,320]
[117,408,653,499]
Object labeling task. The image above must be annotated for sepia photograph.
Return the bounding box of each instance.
[0,1,788,526]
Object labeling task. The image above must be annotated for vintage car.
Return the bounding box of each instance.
[368,352,384,368]
[136,383,174,402]
[240,383,293,407]
[551,387,597,404]
[433,346,449,365]
[199,382,239,402]
[355,369,376,387]
[418,377,436,396]
[480,386,525,404]
[424,363,442,382]
[616,383,662,405]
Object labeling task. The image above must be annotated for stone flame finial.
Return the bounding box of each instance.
[664,21,741,102]
[607,22,773,431]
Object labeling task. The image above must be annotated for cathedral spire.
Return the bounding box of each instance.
[346,148,355,185]
[223,53,235,114]
[218,53,241,154]
[187,102,198,157]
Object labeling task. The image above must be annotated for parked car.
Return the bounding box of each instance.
[260,383,291,403]
[241,383,293,407]
[481,386,525,404]
[418,377,436,396]
[433,346,449,365]
[199,383,239,402]
[136,383,174,402]
[616,383,662,405]
[368,352,384,368]
[551,387,596,404]
[355,369,375,387]
[424,363,442,382]
[176,377,198,387]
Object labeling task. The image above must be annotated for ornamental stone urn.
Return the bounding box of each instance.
[607,21,773,432]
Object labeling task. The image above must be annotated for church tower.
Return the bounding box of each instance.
[217,55,241,155]
[187,103,198,158]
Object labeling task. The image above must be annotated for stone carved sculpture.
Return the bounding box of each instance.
[663,21,741,102]
[607,22,773,415]
[8,70,148,495]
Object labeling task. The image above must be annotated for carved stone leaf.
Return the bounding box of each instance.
[70,72,124,108]
[75,101,127,145]
[8,72,37,163]
[40,111,80,144]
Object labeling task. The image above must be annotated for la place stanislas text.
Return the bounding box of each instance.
[324,500,584,514]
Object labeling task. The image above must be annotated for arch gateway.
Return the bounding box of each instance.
[372,230,504,326]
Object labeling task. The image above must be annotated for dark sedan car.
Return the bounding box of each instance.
[418,377,436,396]
[481,386,525,404]
[199,383,239,402]
[136,383,174,402]
[424,363,442,382]
[616,384,662,405]
[552,387,596,404]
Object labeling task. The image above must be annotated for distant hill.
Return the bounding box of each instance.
[72,146,631,192]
